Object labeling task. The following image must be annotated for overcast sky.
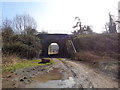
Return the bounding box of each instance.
[1,0,120,34]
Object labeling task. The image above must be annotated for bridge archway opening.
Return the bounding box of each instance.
[38,34,69,57]
[48,43,59,56]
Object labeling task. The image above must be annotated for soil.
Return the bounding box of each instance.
[2,58,118,88]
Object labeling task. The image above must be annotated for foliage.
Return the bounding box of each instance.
[2,14,42,59]
[2,27,14,43]
[23,27,37,35]
[3,42,40,59]
[2,33,42,59]
[69,33,118,58]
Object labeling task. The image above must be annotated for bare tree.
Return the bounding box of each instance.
[2,18,12,29]
[105,22,109,31]
[12,14,37,33]
[2,18,14,35]
[72,17,93,35]
[108,13,117,33]
[2,18,14,43]
[73,17,81,30]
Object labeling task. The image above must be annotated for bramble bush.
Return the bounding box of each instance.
[2,28,42,59]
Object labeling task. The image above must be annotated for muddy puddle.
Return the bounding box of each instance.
[26,68,75,88]
[32,68,62,82]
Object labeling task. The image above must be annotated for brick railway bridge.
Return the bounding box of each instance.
[37,34,71,57]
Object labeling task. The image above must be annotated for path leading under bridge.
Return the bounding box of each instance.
[2,58,118,88]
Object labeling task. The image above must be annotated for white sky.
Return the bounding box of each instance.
[38,0,119,33]
[2,0,120,34]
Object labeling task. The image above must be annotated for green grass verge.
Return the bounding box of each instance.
[3,59,54,72]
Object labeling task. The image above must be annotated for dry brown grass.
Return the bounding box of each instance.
[75,51,118,62]
[75,51,118,80]
[2,54,27,66]
[75,52,102,62]
[72,33,118,59]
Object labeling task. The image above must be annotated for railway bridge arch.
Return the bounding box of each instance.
[37,34,70,57]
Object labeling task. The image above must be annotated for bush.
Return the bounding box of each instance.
[71,33,118,58]
[2,32,42,59]
[2,42,40,59]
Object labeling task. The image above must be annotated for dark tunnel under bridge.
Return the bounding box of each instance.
[37,34,70,58]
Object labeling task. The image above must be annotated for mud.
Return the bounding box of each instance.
[32,68,62,83]
[2,58,118,88]
[26,77,75,88]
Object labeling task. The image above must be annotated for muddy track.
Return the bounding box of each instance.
[2,58,118,88]
[60,58,118,88]
[57,58,94,88]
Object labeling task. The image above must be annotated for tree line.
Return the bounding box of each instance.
[72,17,94,35]
[1,14,118,59]
[72,15,117,35]
[1,14,42,59]
[104,13,117,34]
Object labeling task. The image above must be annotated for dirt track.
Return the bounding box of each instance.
[2,58,118,88]
[60,58,118,88]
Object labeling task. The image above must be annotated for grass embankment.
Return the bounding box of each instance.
[2,55,54,72]
[71,33,118,60]
[69,33,119,79]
